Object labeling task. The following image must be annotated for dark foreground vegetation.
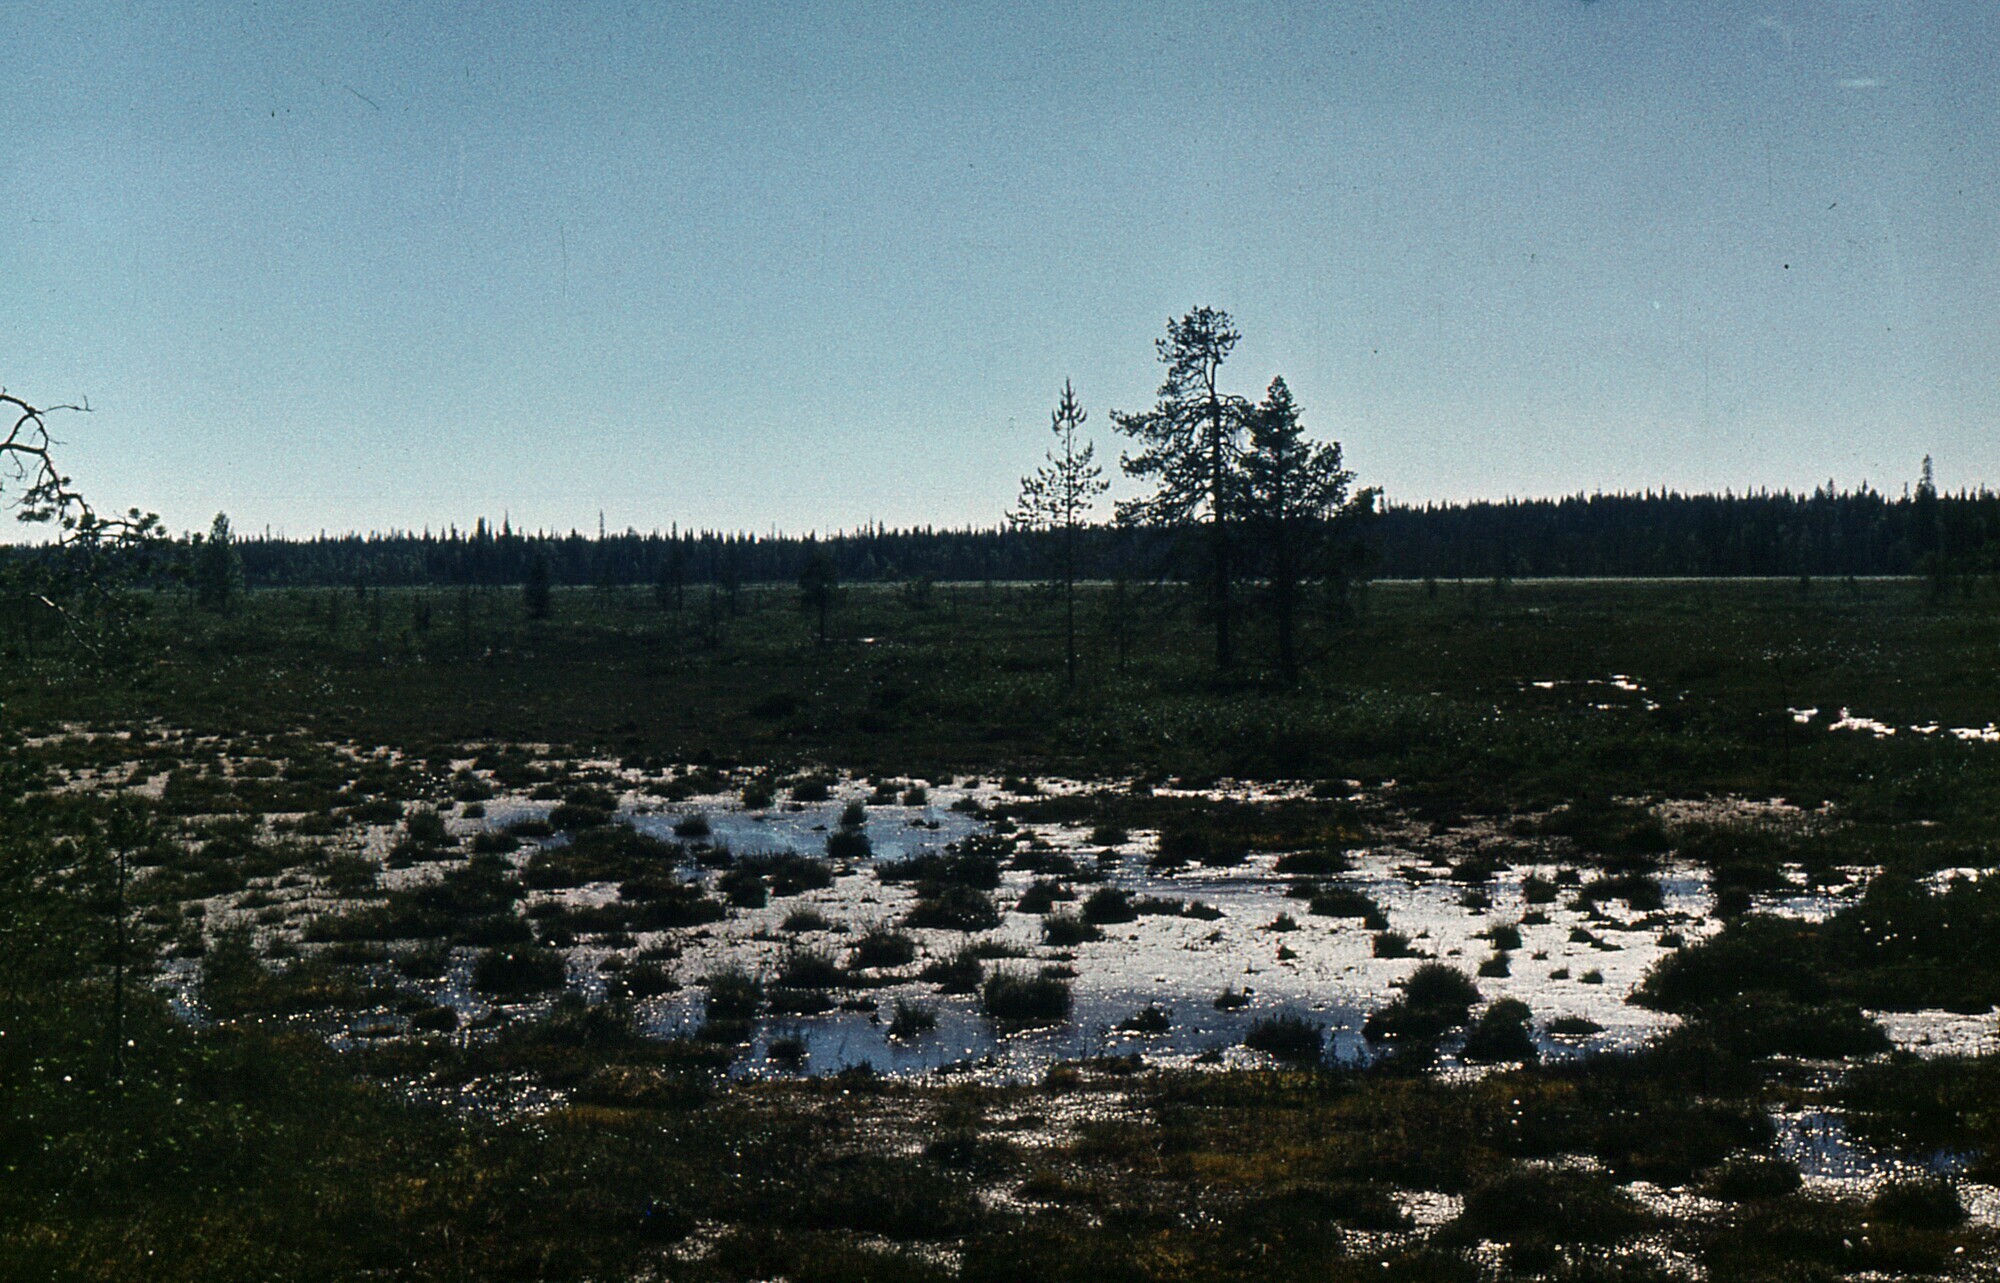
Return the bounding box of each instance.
[5,578,2000,1280]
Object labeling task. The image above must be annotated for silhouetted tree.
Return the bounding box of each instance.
[523,545,553,620]
[798,541,837,644]
[194,513,244,612]
[1010,379,1108,688]
[1113,307,1248,669]
[1238,378,1372,680]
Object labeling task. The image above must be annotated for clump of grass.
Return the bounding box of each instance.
[1306,884,1387,927]
[904,885,1001,931]
[1477,954,1511,978]
[472,944,567,996]
[781,906,833,933]
[1579,872,1666,912]
[605,961,677,1000]
[1015,879,1071,914]
[901,785,929,806]
[776,947,841,989]
[888,998,937,1039]
[672,812,711,838]
[981,968,1070,1023]
[1371,930,1416,958]
[702,966,764,1020]
[1449,1166,1651,1246]
[1867,1178,1966,1228]
[765,1035,807,1067]
[1274,849,1351,876]
[1041,911,1102,946]
[846,927,917,970]
[1120,1004,1171,1034]
[1243,1012,1323,1063]
[788,777,832,803]
[1702,1155,1802,1202]
[919,946,985,993]
[838,800,867,828]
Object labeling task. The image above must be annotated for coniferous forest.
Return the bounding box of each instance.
[69,478,2000,593]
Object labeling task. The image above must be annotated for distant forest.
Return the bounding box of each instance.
[205,484,1999,590]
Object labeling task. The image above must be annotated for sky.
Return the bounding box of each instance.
[4,1,1995,538]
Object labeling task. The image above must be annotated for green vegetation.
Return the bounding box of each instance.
[8,577,2000,1278]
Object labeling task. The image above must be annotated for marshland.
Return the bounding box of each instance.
[7,575,2000,1280]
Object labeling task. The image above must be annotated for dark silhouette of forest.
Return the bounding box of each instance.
[184,481,1995,591]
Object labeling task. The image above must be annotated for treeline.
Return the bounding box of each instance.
[208,484,2000,590]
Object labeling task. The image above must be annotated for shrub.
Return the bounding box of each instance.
[1120,1004,1171,1034]
[1462,998,1538,1062]
[1243,1013,1324,1063]
[825,828,872,860]
[1365,964,1480,1042]
[1080,887,1137,924]
[1015,879,1069,914]
[982,969,1071,1023]
[672,812,711,838]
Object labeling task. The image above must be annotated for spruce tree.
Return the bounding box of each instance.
[1238,378,1372,680]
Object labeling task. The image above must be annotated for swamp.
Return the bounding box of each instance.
[5,577,2000,1281]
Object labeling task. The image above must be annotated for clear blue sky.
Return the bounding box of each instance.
[5,1,1994,537]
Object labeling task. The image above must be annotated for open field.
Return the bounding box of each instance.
[6,579,2000,1280]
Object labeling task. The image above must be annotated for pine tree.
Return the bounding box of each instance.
[1112,307,1248,669]
[1010,379,1108,688]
